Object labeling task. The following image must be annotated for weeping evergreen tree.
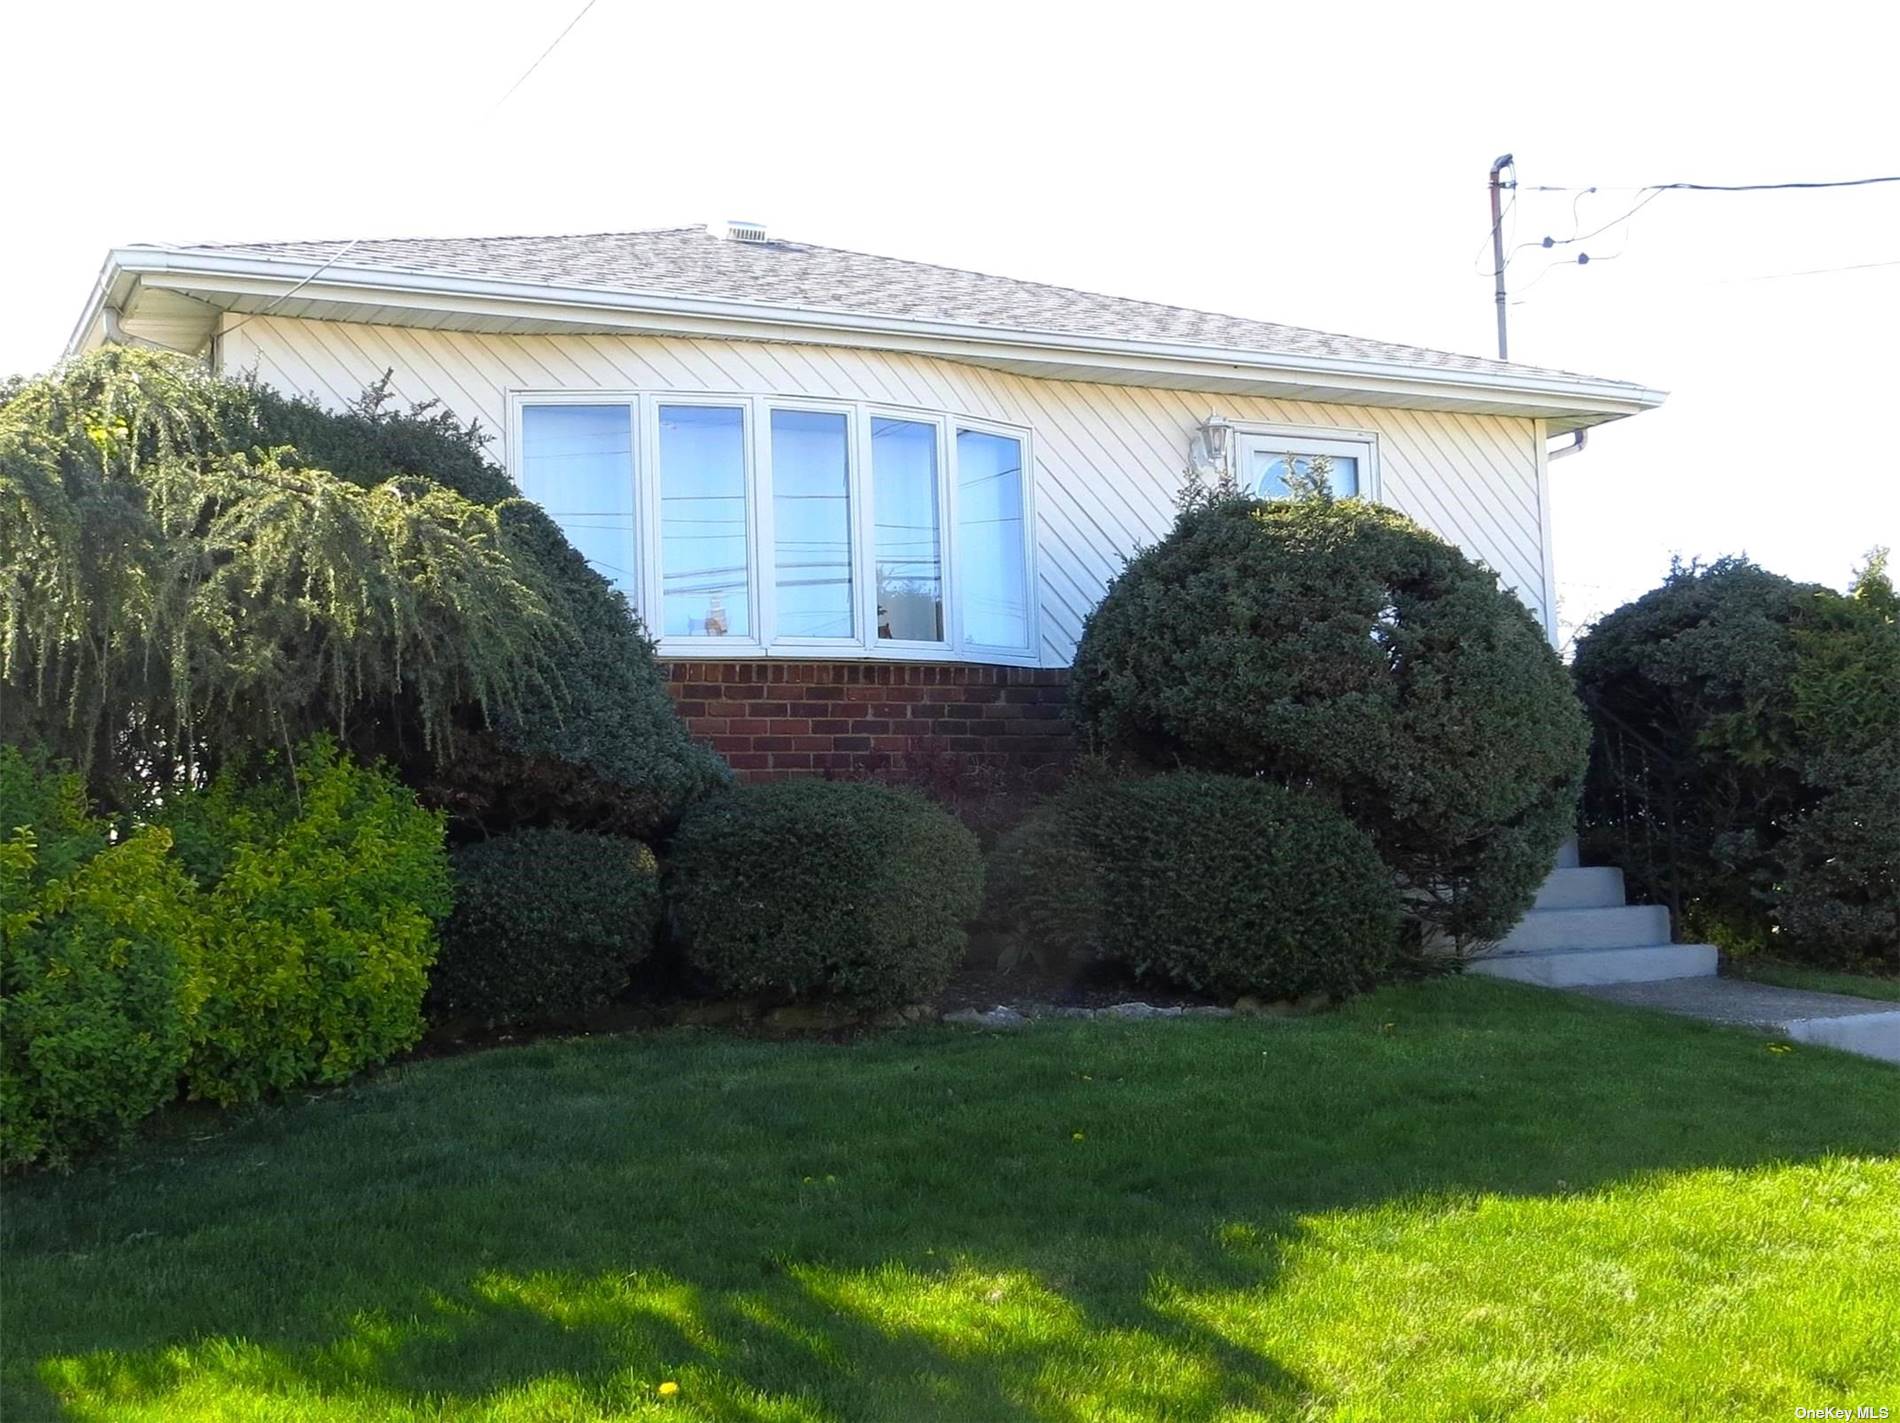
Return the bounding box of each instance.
[0,347,726,833]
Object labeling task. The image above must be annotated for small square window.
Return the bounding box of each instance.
[1235,431,1373,501]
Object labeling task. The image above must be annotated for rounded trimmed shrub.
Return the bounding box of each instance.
[987,773,1402,998]
[666,780,984,1008]
[0,748,193,1170]
[434,828,661,1027]
[1070,495,1588,944]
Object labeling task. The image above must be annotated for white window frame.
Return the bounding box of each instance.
[506,389,1041,666]
[761,394,863,651]
[507,392,642,601]
[646,395,759,652]
[950,417,1039,657]
[1231,422,1381,503]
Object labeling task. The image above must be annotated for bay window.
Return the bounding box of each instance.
[870,416,944,644]
[516,403,637,598]
[770,408,854,639]
[511,392,1038,662]
[954,428,1030,650]
[657,404,750,639]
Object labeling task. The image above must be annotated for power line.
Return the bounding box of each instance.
[1719,256,1900,283]
[488,0,602,114]
[1521,174,1900,193]
[217,238,367,341]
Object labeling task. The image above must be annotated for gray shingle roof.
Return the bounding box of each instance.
[170,226,1620,386]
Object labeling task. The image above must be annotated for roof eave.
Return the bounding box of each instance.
[79,247,1668,427]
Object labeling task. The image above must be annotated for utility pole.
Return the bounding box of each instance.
[1489,154,1514,360]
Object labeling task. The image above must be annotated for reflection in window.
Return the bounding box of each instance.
[658,405,749,637]
[870,417,943,642]
[771,409,853,638]
[518,404,635,597]
[955,429,1030,649]
[1250,451,1359,499]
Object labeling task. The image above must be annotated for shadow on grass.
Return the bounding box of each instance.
[6,978,1899,1420]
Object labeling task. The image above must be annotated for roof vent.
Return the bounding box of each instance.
[719,219,769,244]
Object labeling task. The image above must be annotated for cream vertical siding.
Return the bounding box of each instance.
[219,315,1555,663]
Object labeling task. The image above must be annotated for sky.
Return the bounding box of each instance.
[6,0,1895,641]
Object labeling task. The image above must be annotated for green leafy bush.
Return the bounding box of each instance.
[1,346,725,836]
[1070,494,1587,945]
[0,748,194,1169]
[433,828,661,1028]
[164,738,451,1104]
[666,780,984,1008]
[1576,554,1900,966]
[988,773,1402,998]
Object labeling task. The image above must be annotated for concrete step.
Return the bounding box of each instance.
[1554,838,1581,869]
[1470,942,1718,988]
[1496,904,1671,953]
[1533,866,1627,911]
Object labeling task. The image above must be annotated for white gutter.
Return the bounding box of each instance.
[74,247,1669,420]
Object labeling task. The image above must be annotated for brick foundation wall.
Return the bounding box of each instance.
[662,661,1074,781]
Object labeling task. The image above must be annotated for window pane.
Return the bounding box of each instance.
[519,404,636,597]
[955,429,1030,649]
[1250,451,1359,499]
[871,417,943,642]
[771,409,853,638]
[659,405,750,638]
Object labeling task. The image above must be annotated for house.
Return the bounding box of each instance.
[66,223,1664,781]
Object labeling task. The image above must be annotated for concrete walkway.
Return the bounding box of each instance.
[1573,977,1900,1066]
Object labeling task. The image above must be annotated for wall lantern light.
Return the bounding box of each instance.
[1198,415,1233,467]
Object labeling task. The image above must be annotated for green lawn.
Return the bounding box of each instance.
[6,978,1898,1422]
[1727,956,1900,1003]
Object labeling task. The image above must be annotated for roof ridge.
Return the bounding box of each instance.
[179,225,707,252]
[185,225,1520,374]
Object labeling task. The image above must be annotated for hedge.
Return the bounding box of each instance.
[1575,554,1900,966]
[987,773,1402,998]
[434,828,661,1028]
[666,780,984,1008]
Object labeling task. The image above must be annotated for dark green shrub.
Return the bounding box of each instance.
[1575,554,1900,966]
[1070,495,1587,944]
[163,738,451,1104]
[238,370,516,505]
[666,780,984,1008]
[0,748,193,1169]
[987,773,1402,998]
[466,502,731,837]
[434,828,661,1027]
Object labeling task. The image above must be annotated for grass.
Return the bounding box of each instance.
[5,977,1898,1422]
[1726,955,1900,1003]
